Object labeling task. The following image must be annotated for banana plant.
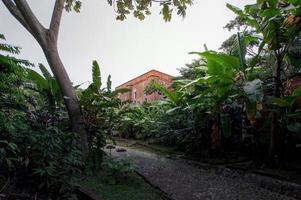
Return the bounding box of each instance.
[227,1,301,159]
[272,86,301,133]
[26,64,62,114]
[79,60,129,151]
[190,51,241,148]
[184,44,264,149]
[230,32,265,124]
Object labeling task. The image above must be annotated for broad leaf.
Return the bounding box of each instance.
[92,60,101,91]
[243,79,263,102]
[38,63,53,80]
[27,69,48,90]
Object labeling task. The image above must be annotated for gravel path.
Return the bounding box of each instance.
[106,146,300,200]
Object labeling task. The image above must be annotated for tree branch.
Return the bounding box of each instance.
[13,0,47,44]
[2,0,33,35]
[49,0,65,43]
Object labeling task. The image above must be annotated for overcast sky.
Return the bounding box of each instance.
[0,0,255,88]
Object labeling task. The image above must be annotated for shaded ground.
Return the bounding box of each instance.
[106,145,301,200]
[74,172,167,200]
[113,138,301,184]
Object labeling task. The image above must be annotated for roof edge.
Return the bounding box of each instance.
[116,69,174,89]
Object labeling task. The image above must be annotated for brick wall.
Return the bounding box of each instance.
[116,70,173,103]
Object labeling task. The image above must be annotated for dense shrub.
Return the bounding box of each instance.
[0,34,82,199]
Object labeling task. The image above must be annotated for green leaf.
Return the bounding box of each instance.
[226,3,244,16]
[191,51,239,77]
[287,122,301,133]
[0,33,5,40]
[107,75,112,92]
[221,113,231,138]
[273,96,298,107]
[227,3,260,29]
[161,4,172,22]
[110,88,131,97]
[92,60,101,91]
[287,0,301,6]
[292,86,301,97]
[166,106,181,114]
[38,63,53,80]
[246,98,256,120]
[243,79,263,102]
[27,69,48,90]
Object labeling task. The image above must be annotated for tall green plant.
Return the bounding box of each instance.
[26,64,62,113]
[228,0,301,162]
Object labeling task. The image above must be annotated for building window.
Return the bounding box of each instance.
[133,89,137,100]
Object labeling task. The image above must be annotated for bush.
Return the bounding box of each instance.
[102,156,133,185]
[0,109,83,199]
[0,34,82,199]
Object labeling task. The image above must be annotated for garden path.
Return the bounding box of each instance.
[106,146,300,200]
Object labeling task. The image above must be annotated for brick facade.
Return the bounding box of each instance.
[116,70,173,103]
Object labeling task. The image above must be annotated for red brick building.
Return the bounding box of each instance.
[116,70,174,103]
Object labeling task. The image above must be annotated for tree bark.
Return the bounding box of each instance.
[41,41,89,159]
[269,54,283,161]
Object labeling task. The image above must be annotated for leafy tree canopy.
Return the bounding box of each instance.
[65,0,194,21]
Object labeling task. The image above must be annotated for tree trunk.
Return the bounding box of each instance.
[269,55,283,161]
[41,41,89,159]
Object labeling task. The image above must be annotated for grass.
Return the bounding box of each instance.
[74,172,167,200]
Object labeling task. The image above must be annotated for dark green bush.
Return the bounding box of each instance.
[0,34,82,199]
[102,156,133,185]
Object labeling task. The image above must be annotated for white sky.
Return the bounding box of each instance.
[0,0,255,88]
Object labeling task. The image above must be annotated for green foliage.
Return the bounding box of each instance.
[0,139,19,171]
[0,36,31,112]
[66,0,193,22]
[272,86,301,134]
[65,0,82,12]
[227,1,300,51]
[24,127,83,192]
[102,157,133,185]
[273,86,301,107]
[177,58,207,80]
[85,148,105,176]
[76,172,165,200]
[0,34,81,198]
[107,74,112,92]
[0,109,82,197]
[116,18,301,159]
[226,0,301,162]
[117,50,248,153]
[118,102,169,140]
[0,34,20,54]
[108,0,193,22]
[26,64,62,113]
[111,0,301,164]
[92,60,101,91]
[79,61,130,174]
[80,61,124,147]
